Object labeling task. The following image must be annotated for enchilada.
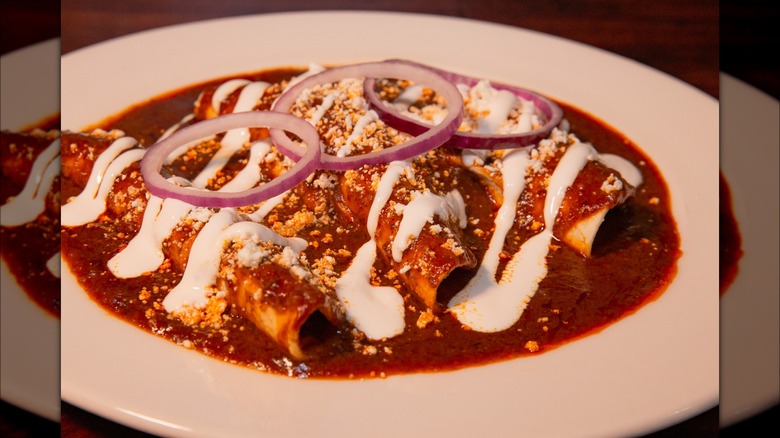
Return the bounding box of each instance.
[60,62,679,377]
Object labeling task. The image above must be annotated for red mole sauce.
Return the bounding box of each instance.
[61,69,680,378]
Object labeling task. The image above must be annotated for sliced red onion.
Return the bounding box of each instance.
[270,61,464,170]
[364,59,563,150]
[140,111,321,208]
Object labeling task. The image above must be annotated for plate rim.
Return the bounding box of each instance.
[60,11,719,437]
[719,72,780,426]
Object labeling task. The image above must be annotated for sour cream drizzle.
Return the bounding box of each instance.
[192,81,270,187]
[1,138,60,226]
[109,82,277,279]
[391,190,466,262]
[471,84,518,134]
[334,160,409,339]
[64,68,644,339]
[161,209,306,311]
[335,154,468,339]
[338,110,379,157]
[211,79,250,110]
[1,138,62,278]
[309,92,339,126]
[109,139,276,278]
[335,239,406,340]
[449,140,641,332]
[63,80,304,312]
[60,137,142,226]
[107,196,189,277]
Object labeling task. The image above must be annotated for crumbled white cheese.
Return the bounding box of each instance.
[188,207,214,223]
[312,172,337,189]
[236,241,270,268]
[601,173,623,193]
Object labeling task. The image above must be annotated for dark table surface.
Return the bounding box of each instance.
[1,0,778,436]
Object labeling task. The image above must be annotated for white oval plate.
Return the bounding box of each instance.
[61,12,719,437]
[0,38,60,421]
[719,74,780,426]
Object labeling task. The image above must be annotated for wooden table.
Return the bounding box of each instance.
[60,0,720,99]
[2,0,777,436]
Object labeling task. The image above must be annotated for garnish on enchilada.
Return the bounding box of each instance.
[1,122,61,317]
[61,61,679,377]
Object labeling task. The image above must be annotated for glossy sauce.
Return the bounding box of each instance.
[61,69,680,378]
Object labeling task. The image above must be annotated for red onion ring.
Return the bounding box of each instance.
[140,112,321,208]
[364,60,563,149]
[270,61,464,170]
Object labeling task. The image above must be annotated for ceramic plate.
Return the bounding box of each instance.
[60,12,719,437]
[719,73,780,426]
[0,38,60,421]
